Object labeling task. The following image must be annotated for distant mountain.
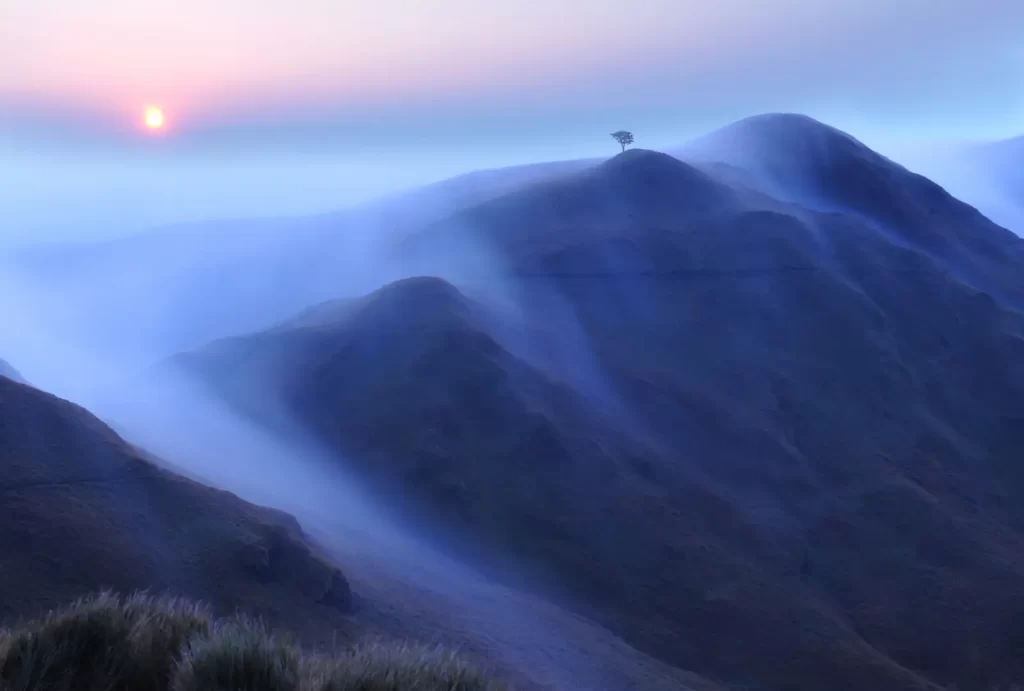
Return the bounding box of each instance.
[681,114,1024,303]
[1,158,593,363]
[0,375,352,639]
[0,358,23,383]
[173,119,1024,691]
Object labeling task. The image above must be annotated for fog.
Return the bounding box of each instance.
[0,152,524,248]
[0,146,663,689]
[2,112,1019,484]
[893,143,1024,238]
[1,112,1022,689]
[3,111,1020,513]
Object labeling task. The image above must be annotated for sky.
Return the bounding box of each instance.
[2,0,1024,244]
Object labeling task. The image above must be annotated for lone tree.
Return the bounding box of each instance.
[611,130,634,152]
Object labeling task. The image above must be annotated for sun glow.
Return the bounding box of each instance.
[143,107,166,131]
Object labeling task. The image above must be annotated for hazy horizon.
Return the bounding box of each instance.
[3,0,1023,245]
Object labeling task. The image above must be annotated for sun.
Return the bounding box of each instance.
[143,106,166,131]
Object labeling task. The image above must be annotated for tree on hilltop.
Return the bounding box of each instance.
[611,131,634,152]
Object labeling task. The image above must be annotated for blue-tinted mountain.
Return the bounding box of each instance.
[0,374,352,636]
[0,358,23,383]
[173,123,1024,691]
[1,158,592,362]
[682,113,1024,304]
[943,135,1024,235]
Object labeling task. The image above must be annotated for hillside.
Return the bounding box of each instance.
[173,119,1024,691]
[399,148,745,276]
[922,136,1024,236]
[0,375,352,642]
[680,114,1024,303]
[0,359,23,383]
[0,157,592,365]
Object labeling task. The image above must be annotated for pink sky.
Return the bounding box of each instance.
[2,0,1023,245]
[3,0,1019,142]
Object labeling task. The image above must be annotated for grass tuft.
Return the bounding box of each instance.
[171,617,302,691]
[0,591,212,691]
[309,642,508,690]
[0,592,508,691]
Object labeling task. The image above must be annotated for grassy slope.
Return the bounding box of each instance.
[0,375,351,645]
[0,592,506,691]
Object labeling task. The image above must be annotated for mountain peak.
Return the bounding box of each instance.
[276,277,472,335]
[584,147,733,213]
[690,112,871,169]
[598,147,712,180]
[729,112,844,135]
[604,147,687,165]
[344,276,477,333]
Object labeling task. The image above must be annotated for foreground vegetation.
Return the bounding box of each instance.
[0,592,507,691]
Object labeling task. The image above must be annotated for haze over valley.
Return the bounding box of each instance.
[3,2,1024,690]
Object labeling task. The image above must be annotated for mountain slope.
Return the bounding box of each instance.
[400,149,744,276]
[917,136,1024,236]
[681,113,1024,304]
[172,276,656,580]
[0,358,22,383]
[173,129,1024,691]
[0,375,352,640]
[0,158,592,366]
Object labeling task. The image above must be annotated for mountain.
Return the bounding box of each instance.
[0,358,23,383]
[0,374,353,641]
[399,148,746,276]
[172,117,1024,691]
[0,158,593,365]
[680,114,1024,304]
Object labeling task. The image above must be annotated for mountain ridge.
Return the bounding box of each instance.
[9,112,1024,690]
[166,125,1024,690]
[0,375,354,641]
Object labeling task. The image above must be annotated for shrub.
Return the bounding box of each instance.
[171,618,302,691]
